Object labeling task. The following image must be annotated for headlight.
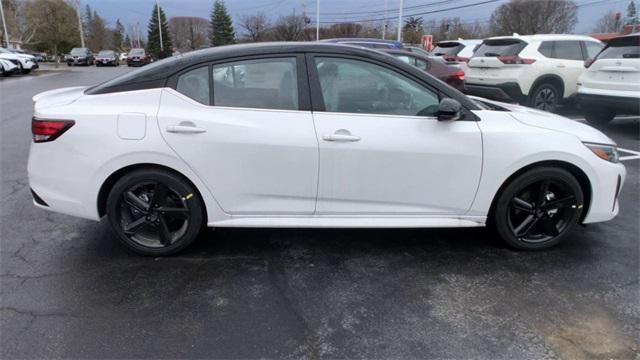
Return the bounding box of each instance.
[584,142,619,163]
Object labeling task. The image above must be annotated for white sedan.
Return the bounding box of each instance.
[28,43,626,256]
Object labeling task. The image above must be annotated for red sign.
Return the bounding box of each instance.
[421,34,433,51]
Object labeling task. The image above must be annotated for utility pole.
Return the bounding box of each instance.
[0,0,10,48]
[75,0,85,48]
[136,22,141,48]
[316,0,320,41]
[382,0,388,40]
[396,0,403,42]
[156,0,163,52]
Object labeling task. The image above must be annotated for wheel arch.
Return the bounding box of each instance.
[529,74,565,99]
[488,160,592,224]
[97,163,208,221]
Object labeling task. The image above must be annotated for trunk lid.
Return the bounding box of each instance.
[33,86,87,111]
[581,35,640,92]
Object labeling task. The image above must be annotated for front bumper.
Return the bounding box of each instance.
[583,161,626,224]
[464,82,526,103]
[576,93,640,115]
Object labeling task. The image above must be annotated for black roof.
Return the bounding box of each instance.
[85,42,479,110]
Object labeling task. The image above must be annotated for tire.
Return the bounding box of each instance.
[493,167,584,250]
[106,168,205,256]
[529,82,560,113]
[584,106,615,126]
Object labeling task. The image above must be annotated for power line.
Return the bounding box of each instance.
[313,0,503,24]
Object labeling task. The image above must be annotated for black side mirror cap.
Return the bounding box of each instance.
[438,98,462,121]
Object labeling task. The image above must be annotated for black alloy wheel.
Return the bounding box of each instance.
[106,169,204,256]
[494,167,583,250]
[530,83,560,112]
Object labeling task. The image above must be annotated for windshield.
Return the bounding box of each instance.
[98,50,114,56]
[474,39,526,57]
[70,48,87,55]
[129,48,145,56]
[432,43,464,56]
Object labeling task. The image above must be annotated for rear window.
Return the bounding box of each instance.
[474,39,526,57]
[70,48,88,55]
[432,43,464,56]
[98,50,114,56]
[598,36,640,59]
[130,49,145,56]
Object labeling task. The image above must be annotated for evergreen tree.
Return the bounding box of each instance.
[626,1,638,25]
[147,3,172,59]
[209,0,235,46]
[113,19,125,51]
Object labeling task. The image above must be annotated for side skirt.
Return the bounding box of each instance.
[209,216,486,228]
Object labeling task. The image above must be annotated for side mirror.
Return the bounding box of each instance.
[438,98,462,121]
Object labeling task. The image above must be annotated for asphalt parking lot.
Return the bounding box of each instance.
[1,66,638,359]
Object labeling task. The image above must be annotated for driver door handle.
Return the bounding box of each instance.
[323,130,361,142]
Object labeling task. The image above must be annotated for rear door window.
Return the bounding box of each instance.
[212,57,298,110]
[552,41,584,60]
[176,66,210,105]
[474,39,526,57]
[538,41,554,57]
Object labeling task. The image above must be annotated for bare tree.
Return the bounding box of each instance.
[489,0,578,35]
[0,0,37,46]
[23,0,80,62]
[592,11,623,33]
[272,13,309,41]
[169,17,209,50]
[240,13,270,42]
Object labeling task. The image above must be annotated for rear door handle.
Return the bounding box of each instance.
[322,133,361,142]
[166,122,207,134]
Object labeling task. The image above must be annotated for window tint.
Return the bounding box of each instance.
[474,39,526,57]
[432,43,464,56]
[584,41,604,59]
[176,66,210,105]
[553,41,584,60]
[314,57,440,116]
[538,41,554,57]
[213,58,298,110]
[598,36,640,59]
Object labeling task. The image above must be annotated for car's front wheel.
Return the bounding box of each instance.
[493,167,584,250]
[529,83,560,112]
[106,168,205,256]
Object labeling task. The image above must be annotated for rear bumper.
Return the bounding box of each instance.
[576,93,640,115]
[463,82,525,103]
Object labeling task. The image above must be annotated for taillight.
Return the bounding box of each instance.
[443,55,470,63]
[584,58,595,68]
[497,55,535,64]
[32,118,75,143]
[451,70,465,79]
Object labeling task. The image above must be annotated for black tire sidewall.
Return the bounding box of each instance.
[530,83,560,112]
[106,169,204,256]
[584,106,616,126]
[494,167,584,250]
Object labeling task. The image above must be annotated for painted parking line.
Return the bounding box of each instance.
[618,147,640,161]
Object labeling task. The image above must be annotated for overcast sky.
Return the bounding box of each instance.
[84,0,634,38]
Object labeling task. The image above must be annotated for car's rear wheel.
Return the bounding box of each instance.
[529,83,560,112]
[493,167,583,250]
[106,169,204,256]
[584,106,616,126]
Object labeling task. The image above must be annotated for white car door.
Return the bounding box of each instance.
[158,56,319,215]
[544,40,591,98]
[309,56,483,215]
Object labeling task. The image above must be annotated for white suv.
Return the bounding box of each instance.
[465,34,603,112]
[577,33,640,125]
[432,39,483,65]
